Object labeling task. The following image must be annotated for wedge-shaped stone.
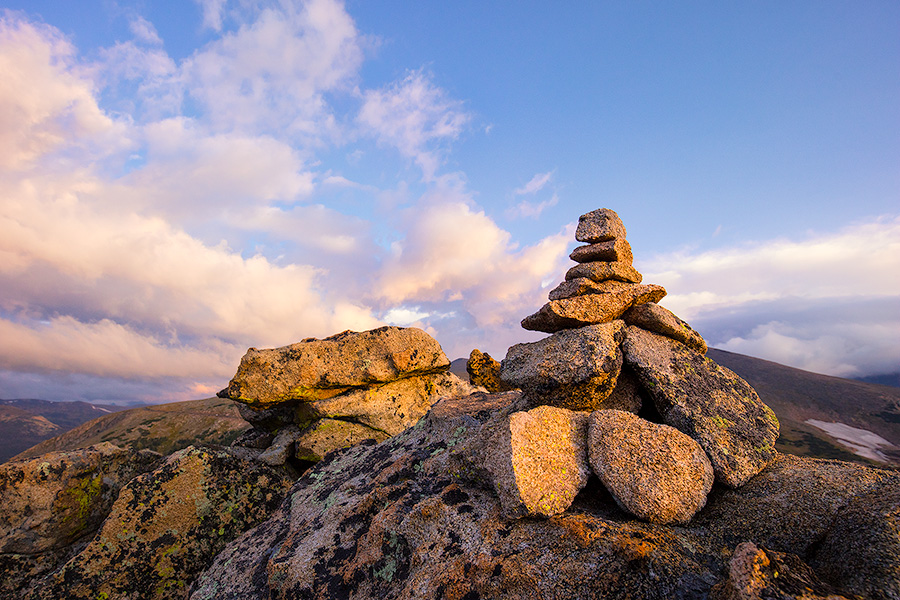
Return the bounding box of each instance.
[475,405,591,518]
[220,326,450,409]
[466,349,515,393]
[297,371,472,436]
[623,302,707,354]
[575,208,627,242]
[523,284,665,333]
[501,321,625,410]
[588,410,714,524]
[566,261,642,284]
[293,419,389,463]
[621,327,779,488]
[570,239,633,264]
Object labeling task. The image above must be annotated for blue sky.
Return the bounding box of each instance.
[0,0,898,403]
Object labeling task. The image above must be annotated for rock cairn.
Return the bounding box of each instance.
[219,326,473,470]
[463,208,779,524]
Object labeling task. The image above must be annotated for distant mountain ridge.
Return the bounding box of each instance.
[0,399,133,463]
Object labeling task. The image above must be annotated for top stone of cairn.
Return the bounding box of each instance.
[575,208,627,243]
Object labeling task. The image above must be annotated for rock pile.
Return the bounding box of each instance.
[219,326,473,469]
[471,208,779,524]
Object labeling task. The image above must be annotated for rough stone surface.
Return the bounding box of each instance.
[0,443,161,596]
[809,480,900,599]
[219,326,451,408]
[459,404,590,517]
[624,302,707,354]
[603,366,646,413]
[296,371,472,436]
[522,284,665,332]
[588,410,714,524]
[622,326,779,488]
[189,393,900,600]
[466,349,515,393]
[710,542,852,600]
[569,239,634,264]
[293,418,390,463]
[27,446,292,600]
[501,321,625,410]
[575,208,627,243]
[257,425,300,466]
[565,260,643,284]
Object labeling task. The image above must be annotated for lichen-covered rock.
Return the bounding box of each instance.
[293,418,389,462]
[710,542,852,600]
[622,326,779,488]
[296,371,472,436]
[809,480,900,599]
[588,410,713,524]
[458,404,590,517]
[28,446,292,600]
[565,260,643,284]
[569,239,634,264]
[501,321,625,410]
[219,326,450,409]
[522,284,665,333]
[0,443,161,596]
[623,302,707,354]
[466,349,515,393]
[575,208,627,242]
[189,393,898,600]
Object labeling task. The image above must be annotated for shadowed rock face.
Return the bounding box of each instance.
[188,392,900,600]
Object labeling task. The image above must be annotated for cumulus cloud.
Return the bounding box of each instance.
[643,216,900,377]
[358,69,471,180]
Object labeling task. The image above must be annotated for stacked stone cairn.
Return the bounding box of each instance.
[459,208,780,524]
[219,326,472,471]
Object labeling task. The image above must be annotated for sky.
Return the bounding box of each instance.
[0,0,898,404]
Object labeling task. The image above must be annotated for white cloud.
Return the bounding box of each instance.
[643,216,900,377]
[196,0,228,31]
[180,0,364,139]
[0,15,127,170]
[508,192,559,219]
[358,69,470,180]
[128,15,163,45]
[514,170,554,195]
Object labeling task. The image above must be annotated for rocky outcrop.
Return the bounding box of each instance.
[26,446,292,600]
[220,326,474,469]
[466,349,514,393]
[189,392,900,600]
[0,443,161,596]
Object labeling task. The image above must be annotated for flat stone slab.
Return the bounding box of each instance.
[565,261,642,284]
[575,208,627,243]
[220,326,450,408]
[474,405,591,517]
[588,410,714,524]
[501,321,625,410]
[623,302,707,354]
[569,239,633,264]
[522,283,666,333]
[621,326,779,488]
[297,371,472,436]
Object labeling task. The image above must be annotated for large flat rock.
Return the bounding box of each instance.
[522,284,665,333]
[565,261,643,284]
[501,321,625,410]
[621,327,779,488]
[220,326,450,409]
[569,239,633,264]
